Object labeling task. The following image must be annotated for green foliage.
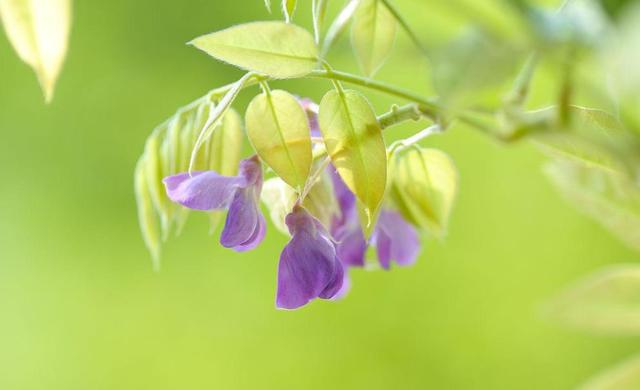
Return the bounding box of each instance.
[546,264,640,335]
[389,147,458,237]
[0,0,71,102]
[189,21,319,79]
[581,354,640,390]
[351,0,397,76]
[245,88,312,190]
[318,88,387,235]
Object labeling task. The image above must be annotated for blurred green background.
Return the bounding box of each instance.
[1,0,638,389]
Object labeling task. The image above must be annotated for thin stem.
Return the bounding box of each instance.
[377,103,423,129]
[388,124,441,154]
[380,0,430,58]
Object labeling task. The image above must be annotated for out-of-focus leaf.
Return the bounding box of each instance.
[135,97,244,263]
[135,157,161,271]
[581,354,640,390]
[245,89,312,190]
[525,0,608,48]
[264,0,271,12]
[321,0,359,57]
[351,0,396,76]
[432,28,519,105]
[190,72,253,172]
[318,89,386,235]
[599,0,636,19]
[207,108,243,233]
[605,4,640,97]
[389,147,458,237]
[189,21,318,78]
[529,106,640,180]
[0,0,71,102]
[546,158,640,253]
[312,0,329,43]
[282,0,296,22]
[546,264,640,335]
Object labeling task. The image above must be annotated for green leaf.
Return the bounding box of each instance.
[312,0,329,44]
[0,0,71,102]
[581,354,640,390]
[351,0,397,76]
[545,158,640,253]
[432,28,519,104]
[190,21,318,78]
[135,96,244,263]
[322,0,359,57]
[282,0,296,22]
[261,169,338,234]
[546,264,640,335]
[246,89,312,190]
[531,105,640,178]
[318,89,387,233]
[134,157,161,271]
[389,147,458,237]
[190,72,253,172]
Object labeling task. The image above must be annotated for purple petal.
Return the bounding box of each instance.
[163,171,246,211]
[331,272,351,301]
[238,157,263,187]
[220,187,262,250]
[329,166,356,217]
[232,213,266,252]
[276,208,344,310]
[334,224,367,268]
[374,210,421,269]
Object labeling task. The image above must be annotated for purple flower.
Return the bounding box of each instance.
[329,167,421,271]
[163,157,266,251]
[276,206,344,310]
[372,210,420,269]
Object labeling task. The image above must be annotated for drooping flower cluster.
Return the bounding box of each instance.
[162,99,421,310]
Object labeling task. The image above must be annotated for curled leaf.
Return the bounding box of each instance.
[134,158,161,270]
[318,89,386,235]
[0,0,71,102]
[389,147,458,237]
[351,0,397,76]
[190,21,318,78]
[322,0,359,57]
[246,89,312,190]
[282,0,296,22]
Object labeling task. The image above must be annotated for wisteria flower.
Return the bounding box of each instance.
[163,156,266,251]
[276,205,344,310]
[329,167,421,271]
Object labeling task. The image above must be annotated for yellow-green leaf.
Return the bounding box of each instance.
[389,147,458,237]
[207,108,244,233]
[261,170,338,234]
[351,0,397,76]
[134,157,161,271]
[546,265,640,336]
[581,354,640,390]
[0,0,71,102]
[282,0,296,22]
[318,89,386,232]
[246,89,312,190]
[545,158,640,252]
[190,21,318,79]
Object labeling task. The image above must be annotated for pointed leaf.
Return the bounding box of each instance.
[0,0,71,102]
[282,0,296,22]
[322,0,359,57]
[190,21,318,78]
[547,265,640,335]
[351,0,397,76]
[389,147,458,237]
[135,158,161,270]
[546,158,640,252]
[318,89,386,233]
[246,89,312,190]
